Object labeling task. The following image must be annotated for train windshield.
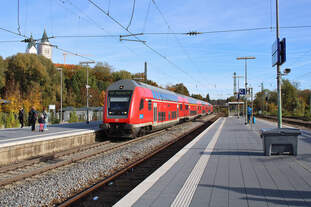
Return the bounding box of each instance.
[108,90,132,116]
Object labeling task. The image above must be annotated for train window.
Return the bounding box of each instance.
[139,98,144,110]
[148,100,152,111]
[168,112,170,120]
[163,112,166,121]
[180,104,182,110]
[185,105,189,110]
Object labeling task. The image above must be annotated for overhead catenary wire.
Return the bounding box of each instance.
[50,44,96,62]
[0,25,95,62]
[87,0,195,84]
[0,27,28,38]
[142,0,152,33]
[150,0,214,95]
[107,0,111,15]
[0,40,22,43]
[17,0,21,35]
[54,0,176,81]
[126,0,136,29]
[51,25,311,39]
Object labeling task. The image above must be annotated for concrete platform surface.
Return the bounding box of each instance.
[0,121,102,147]
[114,117,311,207]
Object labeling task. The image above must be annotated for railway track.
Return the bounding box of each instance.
[0,128,170,187]
[58,115,219,207]
[259,115,311,128]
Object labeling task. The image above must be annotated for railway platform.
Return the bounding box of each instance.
[0,121,103,165]
[114,117,311,207]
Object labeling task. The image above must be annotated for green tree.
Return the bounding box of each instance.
[204,93,210,102]
[69,111,79,123]
[281,79,298,115]
[0,56,7,91]
[167,83,190,96]
[4,53,58,111]
[112,70,132,81]
[191,94,203,100]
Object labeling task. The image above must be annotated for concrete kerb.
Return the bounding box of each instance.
[0,129,101,166]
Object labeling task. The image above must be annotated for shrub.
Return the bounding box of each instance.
[69,111,79,123]
[5,112,19,128]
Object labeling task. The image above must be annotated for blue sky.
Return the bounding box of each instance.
[1,0,311,99]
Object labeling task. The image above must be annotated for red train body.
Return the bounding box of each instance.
[102,79,213,137]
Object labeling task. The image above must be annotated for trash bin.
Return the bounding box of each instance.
[260,128,300,156]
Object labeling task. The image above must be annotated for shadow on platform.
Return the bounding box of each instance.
[200,150,263,156]
[198,184,311,206]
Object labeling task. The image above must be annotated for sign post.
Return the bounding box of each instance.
[272,0,286,128]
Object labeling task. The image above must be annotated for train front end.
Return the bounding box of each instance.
[102,80,137,137]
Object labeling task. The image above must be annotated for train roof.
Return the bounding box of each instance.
[107,79,211,105]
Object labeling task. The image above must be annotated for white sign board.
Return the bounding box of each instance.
[49,104,56,110]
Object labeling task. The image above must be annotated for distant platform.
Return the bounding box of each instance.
[0,121,102,147]
[0,121,102,165]
[114,117,311,207]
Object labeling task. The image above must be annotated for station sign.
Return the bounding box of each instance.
[272,38,286,67]
[49,104,55,110]
[239,88,246,95]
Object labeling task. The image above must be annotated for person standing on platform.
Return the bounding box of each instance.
[28,106,37,131]
[43,109,48,131]
[18,107,24,128]
[247,105,252,124]
[38,114,45,132]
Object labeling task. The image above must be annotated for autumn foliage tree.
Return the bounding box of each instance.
[166,83,190,96]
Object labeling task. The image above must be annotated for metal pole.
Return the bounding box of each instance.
[251,87,254,128]
[276,0,282,128]
[57,68,63,123]
[245,59,248,125]
[80,61,95,124]
[237,78,240,118]
[233,72,237,96]
[144,61,147,81]
[261,82,264,115]
[237,57,255,124]
[236,75,243,119]
[86,65,89,124]
[60,69,63,123]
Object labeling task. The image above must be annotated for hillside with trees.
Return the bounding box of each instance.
[0,54,162,116]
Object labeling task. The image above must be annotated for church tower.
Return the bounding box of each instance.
[38,29,52,60]
[25,34,37,54]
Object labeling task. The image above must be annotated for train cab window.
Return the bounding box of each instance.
[139,98,144,110]
[108,90,132,116]
[148,100,152,111]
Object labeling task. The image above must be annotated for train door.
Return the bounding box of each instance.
[153,102,157,123]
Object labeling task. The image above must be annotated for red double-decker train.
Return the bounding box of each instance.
[102,79,213,137]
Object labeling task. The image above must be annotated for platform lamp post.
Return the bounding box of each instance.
[57,68,63,123]
[80,61,95,124]
[236,56,256,124]
[237,75,244,119]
